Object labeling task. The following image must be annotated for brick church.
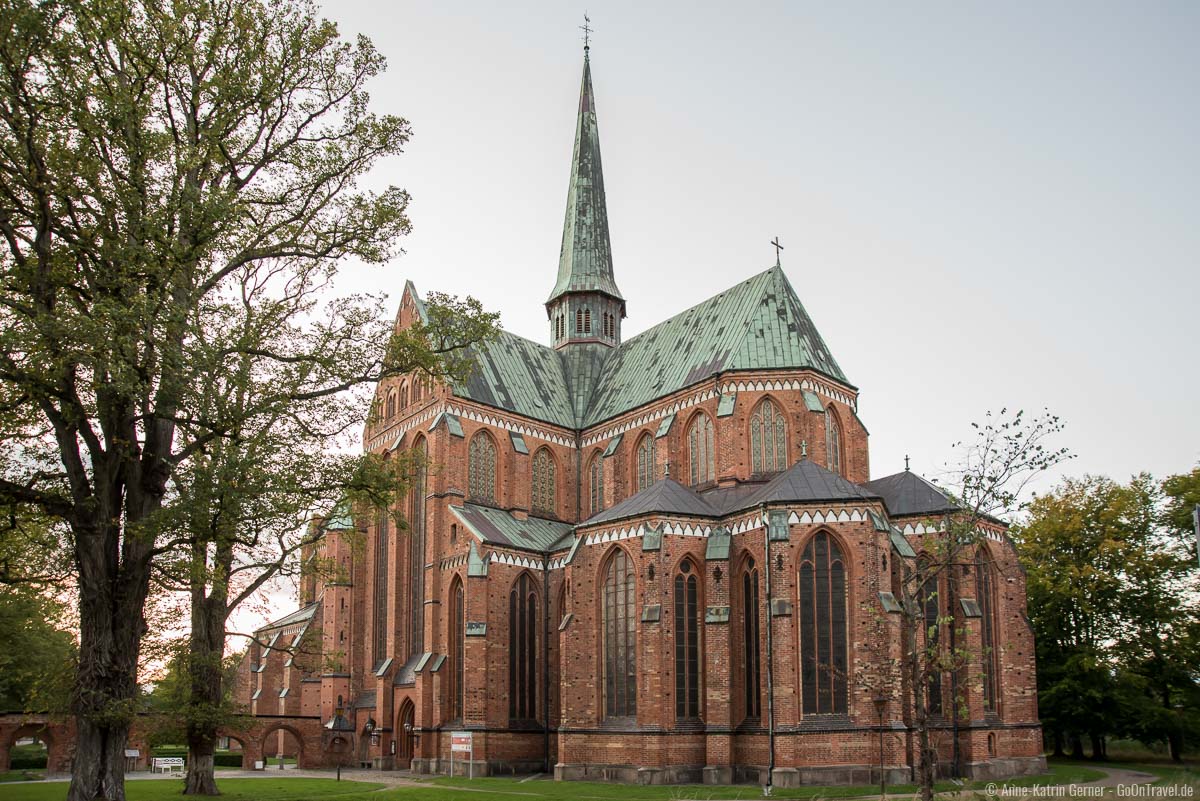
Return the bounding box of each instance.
[235,50,1045,786]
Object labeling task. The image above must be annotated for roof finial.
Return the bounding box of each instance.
[771,236,784,268]
[801,439,808,459]
[580,12,593,55]
[904,454,910,472]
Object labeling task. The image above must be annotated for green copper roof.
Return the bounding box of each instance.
[583,265,848,425]
[451,503,575,553]
[455,329,576,428]
[546,56,623,306]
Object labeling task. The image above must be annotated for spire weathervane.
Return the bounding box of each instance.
[905,454,910,471]
[771,236,784,267]
[580,13,593,53]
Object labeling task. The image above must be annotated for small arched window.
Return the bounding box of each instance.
[584,308,591,333]
[399,380,409,409]
[825,409,843,476]
[531,449,556,517]
[575,309,583,334]
[468,432,497,503]
[799,531,848,714]
[635,434,654,492]
[385,391,395,420]
[674,559,701,719]
[509,573,539,721]
[588,453,604,515]
[688,413,715,486]
[750,398,788,474]
[976,549,1000,712]
[602,549,637,718]
[742,560,762,719]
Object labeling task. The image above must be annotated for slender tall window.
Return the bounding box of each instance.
[922,571,942,715]
[799,531,848,714]
[531,449,556,516]
[575,309,583,333]
[674,560,701,719]
[603,549,637,718]
[825,410,843,476]
[373,511,389,665]
[977,550,999,712]
[750,398,788,474]
[584,308,591,333]
[385,392,395,420]
[468,432,496,503]
[400,381,409,409]
[742,561,762,718]
[588,454,604,515]
[508,573,539,721]
[408,437,427,656]
[635,434,654,492]
[451,580,465,720]
[688,413,715,486]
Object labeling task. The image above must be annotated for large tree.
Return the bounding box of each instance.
[0,1,495,798]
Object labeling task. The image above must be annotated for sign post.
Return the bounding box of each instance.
[450,731,473,779]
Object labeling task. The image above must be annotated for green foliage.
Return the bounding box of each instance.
[0,586,76,712]
[1016,468,1200,760]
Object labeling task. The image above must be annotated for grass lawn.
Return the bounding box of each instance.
[0,772,44,783]
[0,778,385,801]
[0,761,1118,801]
[1049,757,1198,787]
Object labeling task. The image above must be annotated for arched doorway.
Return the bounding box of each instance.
[259,725,303,770]
[395,700,415,769]
[4,725,52,773]
[216,734,248,770]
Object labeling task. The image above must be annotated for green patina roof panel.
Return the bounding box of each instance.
[803,391,825,412]
[583,267,849,426]
[451,503,574,553]
[509,430,529,454]
[455,329,577,429]
[655,413,675,438]
[716,393,736,417]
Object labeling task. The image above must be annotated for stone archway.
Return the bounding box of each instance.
[259,724,305,770]
[219,734,249,770]
[395,701,415,769]
[2,723,59,774]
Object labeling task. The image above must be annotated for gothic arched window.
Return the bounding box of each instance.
[450,579,465,720]
[635,434,654,492]
[742,560,762,719]
[922,568,942,715]
[468,432,497,503]
[976,549,1000,712]
[674,559,701,719]
[688,413,715,486]
[509,573,539,721]
[575,309,583,334]
[584,308,591,333]
[750,398,788,474]
[373,510,389,666]
[399,380,409,409]
[799,531,848,715]
[588,453,604,515]
[385,391,395,420]
[408,437,427,657]
[602,549,637,718]
[825,409,843,476]
[531,448,556,517]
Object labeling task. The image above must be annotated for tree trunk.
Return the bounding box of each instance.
[1052,731,1065,757]
[1069,734,1084,759]
[1168,731,1183,763]
[184,543,234,796]
[1089,734,1105,761]
[184,748,218,796]
[68,718,130,801]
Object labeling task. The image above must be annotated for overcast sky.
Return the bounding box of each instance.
[232,0,1200,635]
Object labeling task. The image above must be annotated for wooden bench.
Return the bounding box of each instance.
[152,757,185,774]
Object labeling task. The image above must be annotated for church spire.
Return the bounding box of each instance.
[546,51,624,314]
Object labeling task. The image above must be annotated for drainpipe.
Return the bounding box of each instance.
[762,503,776,793]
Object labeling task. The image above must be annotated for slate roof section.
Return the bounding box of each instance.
[547,56,623,306]
[862,470,959,517]
[583,266,848,426]
[737,458,879,511]
[583,478,720,526]
[454,328,576,429]
[450,503,575,552]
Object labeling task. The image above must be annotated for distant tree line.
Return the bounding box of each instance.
[1016,467,1200,761]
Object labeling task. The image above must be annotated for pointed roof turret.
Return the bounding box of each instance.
[547,54,624,308]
